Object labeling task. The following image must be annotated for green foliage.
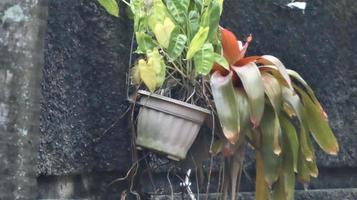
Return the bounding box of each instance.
[98,0,119,17]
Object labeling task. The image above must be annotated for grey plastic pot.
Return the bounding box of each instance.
[135,90,210,161]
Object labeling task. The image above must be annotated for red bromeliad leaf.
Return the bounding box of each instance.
[235,56,260,66]
[232,62,265,127]
[220,27,240,65]
[210,71,240,144]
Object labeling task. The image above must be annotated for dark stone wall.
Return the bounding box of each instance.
[38,0,357,199]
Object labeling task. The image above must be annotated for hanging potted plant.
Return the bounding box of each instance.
[99,0,226,160]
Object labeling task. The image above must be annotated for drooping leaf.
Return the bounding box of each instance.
[258,55,293,91]
[261,72,282,113]
[287,69,321,106]
[220,27,240,65]
[135,31,156,54]
[236,89,251,131]
[272,138,296,200]
[213,53,229,70]
[194,43,215,76]
[279,114,299,172]
[167,28,187,61]
[186,26,209,59]
[98,0,119,17]
[218,0,224,14]
[210,71,240,143]
[164,0,190,24]
[282,87,314,161]
[261,73,283,155]
[233,63,265,127]
[294,86,339,155]
[260,105,282,186]
[256,151,270,200]
[153,18,176,48]
[297,148,311,185]
[188,10,200,38]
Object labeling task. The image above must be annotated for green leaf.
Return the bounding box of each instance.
[233,63,265,127]
[135,32,156,54]
[294,86,339,155]
[164,0,190,24]
[256,151,270,200]
[213,53,229,70]
[261,72,282,113]
[188,10,200,38]
[288,69,325,112]
[260,105,282,186]
[98,0,119,17]
[279,114,299,172]
[297,148,311,185]
[194,43,214,75]
[210,71,240,144]
[167,28,187,61]
[186,26,209,59]
[272,137,296,200]
[258,55,294,91]
[282,87,314,161]
[200,0,221,42]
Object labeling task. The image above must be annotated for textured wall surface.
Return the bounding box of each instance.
[38,0,357,199]
[0,0,47,199]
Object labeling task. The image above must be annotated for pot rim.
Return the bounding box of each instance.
[137,90,211,115]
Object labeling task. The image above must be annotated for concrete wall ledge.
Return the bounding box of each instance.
[153,188,357,200]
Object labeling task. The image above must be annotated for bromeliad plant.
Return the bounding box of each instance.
[210,27,339,200]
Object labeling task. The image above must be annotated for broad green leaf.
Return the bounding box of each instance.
[188,10,200,38]
[213,53,229,70]
[135,32,156,54]
[194,43,214,75]
[260,105,282,186]
[282,87,314,161]
[98,0,119,17]
[210,71,240,144]
[138,59,157,92]
[186,26,209,59]
[233,63,265,127]
[294,86,339,155]
[256,151,270,200]
[258,55,293,91]
[200,0,221,42]
[219,0,224,14]
[153,18,176,48]
[164,0,190,24]
[148,0,170,31]
[167,28,187,61]
[280,114,299,172]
